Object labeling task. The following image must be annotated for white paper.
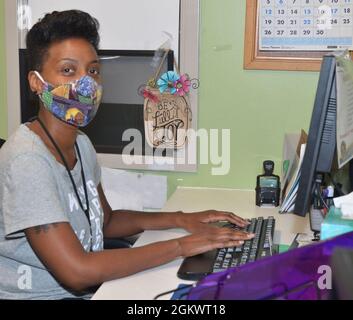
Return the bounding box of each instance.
[333,190,353,208]
[336,55,353,168]
[101,168,144,211]
[140,174,168,209]
[101,167,167,211]
[333,192,353,219]
[340,203,353,219]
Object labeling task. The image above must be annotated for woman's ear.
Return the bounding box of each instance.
[28,71,43,95]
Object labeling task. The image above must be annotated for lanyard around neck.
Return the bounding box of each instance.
[36,118,92,230]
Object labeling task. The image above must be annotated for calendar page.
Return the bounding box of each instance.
[259,0,353,51]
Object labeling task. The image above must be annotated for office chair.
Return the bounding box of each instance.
[104,235,138,249]
[0,138,134,249]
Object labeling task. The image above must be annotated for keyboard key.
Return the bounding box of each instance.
[231,257,239,266]
[208,216,275,274]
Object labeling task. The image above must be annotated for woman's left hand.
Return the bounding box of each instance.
[175,210,250,234]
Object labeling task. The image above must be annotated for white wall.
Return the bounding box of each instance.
[27,0,180,55]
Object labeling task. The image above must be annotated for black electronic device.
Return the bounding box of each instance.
[177,216,277,281]
[256,160,280,207]
[294,55,337,217]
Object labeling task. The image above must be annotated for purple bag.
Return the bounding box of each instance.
[187,232,353,300]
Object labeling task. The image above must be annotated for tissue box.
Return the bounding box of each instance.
[321,207,353,240]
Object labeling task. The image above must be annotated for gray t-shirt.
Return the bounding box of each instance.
[0,124,104,300]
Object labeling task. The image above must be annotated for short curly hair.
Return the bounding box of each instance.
[26,10,100,71]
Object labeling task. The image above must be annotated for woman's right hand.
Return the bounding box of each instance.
[176,228,255,257]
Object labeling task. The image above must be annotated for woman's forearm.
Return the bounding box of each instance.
[76,239,182,291]
[103,210,182,238]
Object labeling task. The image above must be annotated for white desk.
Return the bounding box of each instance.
[92,187,311,300]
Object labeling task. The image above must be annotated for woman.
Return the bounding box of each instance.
[0,10,254,300]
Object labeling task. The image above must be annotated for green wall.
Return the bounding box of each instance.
[0,0,320,192]
[165,0,319,193]
[0,0,6,139]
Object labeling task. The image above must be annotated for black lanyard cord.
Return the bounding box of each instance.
[36,118,91,227]
[75,139,90,226]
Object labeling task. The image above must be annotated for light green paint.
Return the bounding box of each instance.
[0,0,7,139]
[165,0,319,195]
[0,0,321,194]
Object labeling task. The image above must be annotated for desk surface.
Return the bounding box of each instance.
[92,187,311,300]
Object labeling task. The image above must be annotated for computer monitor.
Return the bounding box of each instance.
[294,55,337,217]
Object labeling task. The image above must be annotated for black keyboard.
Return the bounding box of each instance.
[177,216,276,281]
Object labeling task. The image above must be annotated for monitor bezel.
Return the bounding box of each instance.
[293,55,337,217]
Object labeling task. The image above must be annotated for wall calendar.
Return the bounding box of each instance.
[259,0,353,51]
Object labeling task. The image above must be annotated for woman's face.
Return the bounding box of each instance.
[30,37,101,93]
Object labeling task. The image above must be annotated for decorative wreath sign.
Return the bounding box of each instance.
[140,50,198,149]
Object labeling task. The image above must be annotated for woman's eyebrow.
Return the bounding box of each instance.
[59,58,78,63]
[58,58,100,65]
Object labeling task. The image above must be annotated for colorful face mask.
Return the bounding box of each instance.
[34,71,103,127]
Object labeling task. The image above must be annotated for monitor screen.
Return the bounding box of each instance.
[18,49,174,155]
[294,55,337,217]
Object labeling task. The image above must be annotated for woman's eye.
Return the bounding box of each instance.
[89,67,100,75]
[62,67,74,75]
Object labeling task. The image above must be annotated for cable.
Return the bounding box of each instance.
[153,284,194,300]
[318,190,330,210]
